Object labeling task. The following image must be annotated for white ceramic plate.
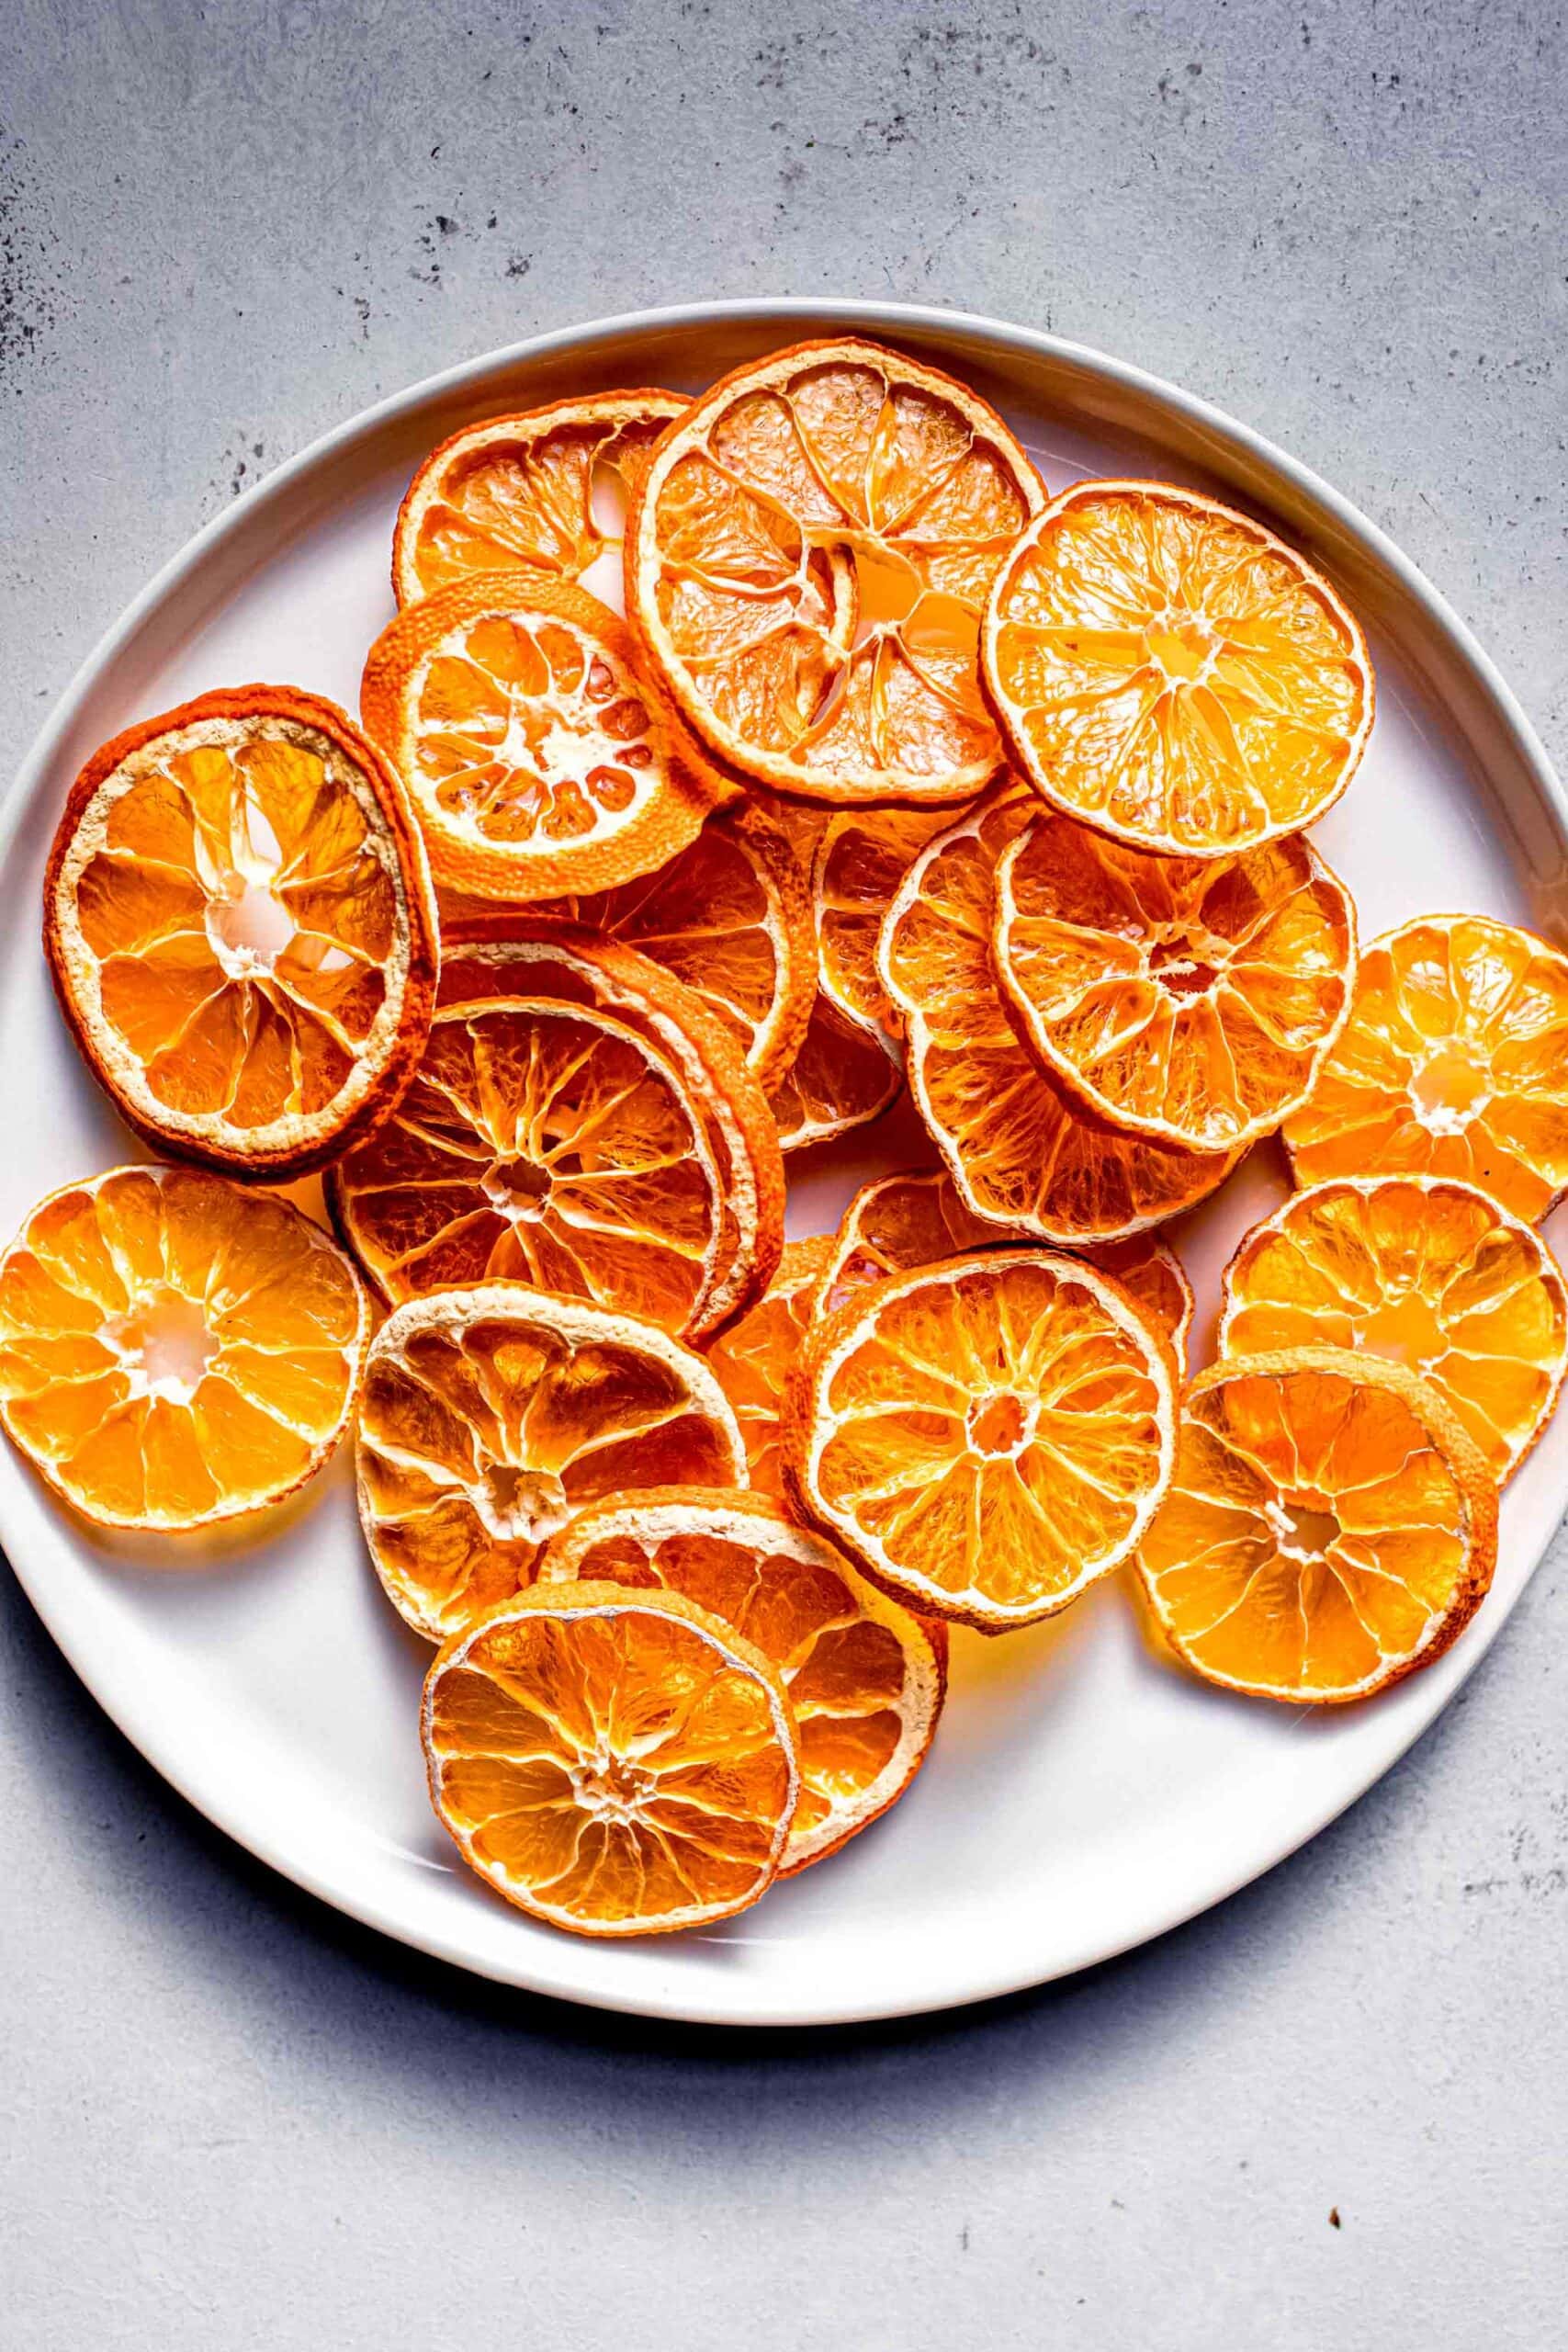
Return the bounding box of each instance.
[4,300,1564,2028]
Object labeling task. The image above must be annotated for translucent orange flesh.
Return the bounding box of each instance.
[768,988,901,1150]
[987,487,1370,851]
[1283,916,1568,1219]
[997,816,1355,1151]
[427,1592,795,1931]
[0,1167,364,1526]
[817,806,951,1037]
[1221,1180,1568,1477]
[332,997,719,1328]
[74,735,396,1128]
[705,1238,829,1492]
[357,1306,742,1639]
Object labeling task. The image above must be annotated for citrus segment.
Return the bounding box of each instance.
[704,1236,830,1493]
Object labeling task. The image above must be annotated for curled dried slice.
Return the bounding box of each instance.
[704,1236,830,1492]
[814,804,953,1044]
[1218,1175,1568,1479]
[785,1248,1177,1631]
[43,687,437,1182]
[1135,1348,1497,1703]
[423,1581,798,1937]
[994,814,1357,1153]
[879,786,1236,1239]
[356,1284,744,1640]
[539,1487,945,1871]
[982,479,1373,855]
[0,1164,369,1531]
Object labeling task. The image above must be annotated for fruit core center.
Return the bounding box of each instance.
[207,875,296,976]
[966,1391,1032,1457]
[1264,1490,1343,1564]
[573,1751,660,1824]
[1145,614,1214,684]
[484,1159,553,1221]
[1412,1046,1492,1134]
[108,1286,214,1405]
[1359,1293,1447,1374]
[1149,937,1221,998]
[473,1460,570,1544]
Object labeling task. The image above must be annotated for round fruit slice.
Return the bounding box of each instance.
[1135,1348,1497,1703]
[360,569,712,903]
[326,992,729,1336]
[993,814,1357,1153]
[43,687,438,1182]
[539,1487,945,1871]
[356,1284,745,1640]
[0,1164,369,1531]
[1281,913,1568,1219]
[814,804,953,1044]
[1217,1175,1568,1479]
[393,388,691,607]
[982,479,1373,855]
[785,1248,1177,1631]
[627,335,1045,804]
[704,1236,830,1492]
[423,1580,799,1937]
[879,786,1236,1239]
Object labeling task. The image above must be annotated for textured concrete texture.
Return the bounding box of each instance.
[3,2,1567,2345]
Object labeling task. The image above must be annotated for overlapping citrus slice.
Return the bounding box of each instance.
[627,336,1044,804]
[539,1487,944,1871]
[878,787,1236,1239]
[1218,1176,1568,1478]
[704,1236,830,1492]
[769,990,903,1152]
[423,1579,799,1936]
[1135,1348,1496,1703]
[43,688,438,1181]
[993,814,1356,1153]
[1282,913,1568,1219]
[355,1284,745,1640]
[0,1164,369,1530]
[982,480,1374,855]
[785,1247,1176,1630]
[360,569,713,902]
[814,805,953,1044]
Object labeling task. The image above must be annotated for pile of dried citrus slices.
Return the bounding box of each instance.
[7,336,1568,1940]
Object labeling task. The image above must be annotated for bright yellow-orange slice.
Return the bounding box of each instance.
[1282,914,1568,1219]
[326,992,730,1336]
[43,688,437,1182]
[361,569,712,902]
[982,480,1374,855]
[1218,1176,1568,1479]
[355,1284,745,1640]
[785,1248,1176,1630]
[879,786,1236,1238]
[993,814,1357,1152]
[704,1236,830,1492]
[628,336,1045,804]
[423,1580,799,1937]
[1135,1348,1496,1703]
[814,804,953,1043]
[0,1164,369,1530]
[393,388,690,606]
[539,1487,945,1871]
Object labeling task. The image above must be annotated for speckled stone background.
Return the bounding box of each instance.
[3,3,1566,2344]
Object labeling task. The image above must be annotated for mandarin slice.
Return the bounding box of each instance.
[785,1248,1176,1631]
[1135,1348,1496,1703]
[1218,1176,1568,1479]
[704,1236,831,1493]
[982,480,1373,856]
[44,688,437,1182]
[423,1580,799,1936]
[355,1284,744,1640]
[814,804,953,1045]
[539,1487,945,1871]
[0,1164,369,1531]
[769,989,902,1152]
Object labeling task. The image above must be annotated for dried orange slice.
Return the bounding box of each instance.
[704,1236,830,1492]
[993,814,1357,1153]
[1218,1176,1568,1479]
[326,992,731,1336]
[393,388,690,608]
[1282,914,1568,1219]
[43,688,437,1182]
[785,1248,1176,1630]
[360,569,712,903]
[1135,1348,1497,1703]
[627,336,1044,804]
[356,1284,744,1640]
[0,1164,368,1531]
[423,1580,798,1936]
[879,787,1236,1239]
[770,991,902,1153]
[539,1487,945,1871]
[815,804,952,1043]
[983,480,1373,856]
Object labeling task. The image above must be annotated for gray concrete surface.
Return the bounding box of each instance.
[3,3,1566,2344]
